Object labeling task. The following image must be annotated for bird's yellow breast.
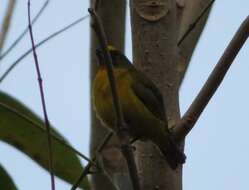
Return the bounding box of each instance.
[93,68,132,127]
[92,67,163,138]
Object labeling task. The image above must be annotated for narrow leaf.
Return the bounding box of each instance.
[0,164,18,190]
[0,91,90,189]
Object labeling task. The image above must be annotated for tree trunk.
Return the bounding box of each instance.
[130,0,212,189]
[131,1,182,189]
[90,0,212,189]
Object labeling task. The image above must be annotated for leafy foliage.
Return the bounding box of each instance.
[0,164,18,190]
[0,91,90,189]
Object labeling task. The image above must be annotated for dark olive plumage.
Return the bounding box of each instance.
[93,47,186,169]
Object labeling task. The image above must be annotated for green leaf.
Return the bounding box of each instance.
[0,91,90,190]
[0,164,18,190]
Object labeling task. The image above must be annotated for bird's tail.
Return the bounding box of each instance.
[157,136,186,169]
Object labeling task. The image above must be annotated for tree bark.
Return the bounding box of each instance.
[130,1,182,189]
[130,0,213,189]
[177,0,213,87]
[90,0,213,189]
[90,0,126,190]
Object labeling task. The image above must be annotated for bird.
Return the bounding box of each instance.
[92,45,186,169]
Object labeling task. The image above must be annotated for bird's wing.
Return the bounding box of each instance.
[130,69,167,122]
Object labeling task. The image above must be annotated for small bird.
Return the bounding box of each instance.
[92,46,186,169]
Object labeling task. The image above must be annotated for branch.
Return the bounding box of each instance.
[0,0,16,55]
[177,0,215,46]
[28,1,55,189]
[88,5,141,190]
[0,14,89,83]
[0,102,95,165]
[0,0,49,60]
[177,0,214,88]
[173,15,249,141]
[88,9,124,126]
[89,0,126,189]
[71,132,113,190]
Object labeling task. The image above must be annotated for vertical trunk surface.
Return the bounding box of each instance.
[90,0,212,189]
[130,0,212,189]
[130,1,182,189]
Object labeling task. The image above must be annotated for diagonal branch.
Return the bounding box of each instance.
[0,0,16,55]
[88,9,124,127]
[177,0,215,46]
[89,0,126,189]
[173,15,249,141]
[177,0,214,88]
[71,132,114,190]
[28,1,55,189]
[88,5,141,190]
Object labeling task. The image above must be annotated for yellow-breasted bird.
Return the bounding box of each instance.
[92,46,186,169]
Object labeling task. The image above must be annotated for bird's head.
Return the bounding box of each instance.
[95,45,131,68]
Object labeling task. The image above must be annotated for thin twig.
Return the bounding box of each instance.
[28,1,55,189]
[0,0,50,60]
[89,7,141,190]
[0,101,95,165]
[88,9,124,126]
[173,15,249,141]
[71,132,113,190]
[0,0,16,55]
[0,14,89,83]
[177,0,215,46]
